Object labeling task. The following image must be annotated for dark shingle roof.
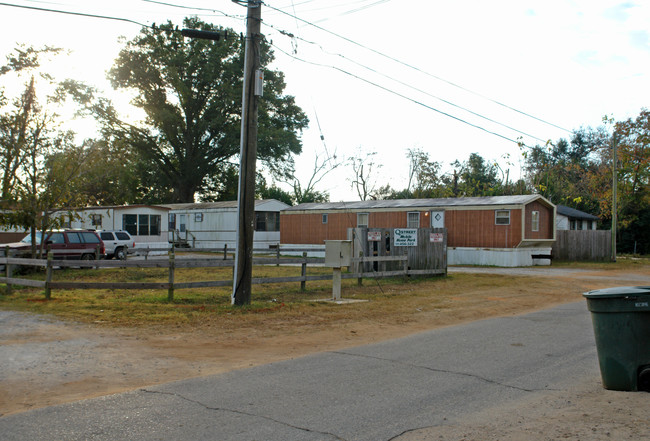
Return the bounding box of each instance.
[284,195,552,212]
[162,200,286,211]
[556,205,599,221]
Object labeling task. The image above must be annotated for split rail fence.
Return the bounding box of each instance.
[0,246,445,301]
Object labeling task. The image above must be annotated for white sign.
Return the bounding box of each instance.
[367,231,381,242]
[430,233,444,243]
[394,228,418,246]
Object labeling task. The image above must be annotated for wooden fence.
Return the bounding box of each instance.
[350,227,447,274]
[0,246,445,300]
[552,230,613,261]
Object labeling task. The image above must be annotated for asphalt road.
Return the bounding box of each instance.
[0,301,599,441]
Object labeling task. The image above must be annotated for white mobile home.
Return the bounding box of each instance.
[65,205,171,250]
[163,199,289,250]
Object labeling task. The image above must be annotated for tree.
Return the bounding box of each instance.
[611,109,650,253]
[348,148,382,200]
[451,152,501,197]
[524,128,609,214]
[285,150,339,204]
[0,47,98,256]
[405,148,447,198]
[256,176,293,206]
[104,18,308,203]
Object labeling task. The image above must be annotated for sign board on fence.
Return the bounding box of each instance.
[393,228,418,247]
[367,231,381,242]
[430,232,444,243]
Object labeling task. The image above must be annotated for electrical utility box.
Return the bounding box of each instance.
[325,240,352,268]
[254,69,264,96]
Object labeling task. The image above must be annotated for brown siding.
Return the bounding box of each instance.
[281,212,351,244]
[446,209,522,248]
[281,203,551,248]
[524,201,554,239]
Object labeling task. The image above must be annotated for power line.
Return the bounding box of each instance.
[0,2,239,39]
[0,1,148,26]
[270,42,528,148]
[263,22,548,144]
[262,1,572,134]
[139,0,245,19]
[313,0,393,24]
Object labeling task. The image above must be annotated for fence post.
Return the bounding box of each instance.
[276,245,280,266]
[223,243,228,260]
[403,250,409,281]
[332,267,342,301]
[45,252,53,300]
[4,246,12,295]
[301,251,307,292]
[168,250,175,302]
[95,244,100,261]
[357,251,363,286]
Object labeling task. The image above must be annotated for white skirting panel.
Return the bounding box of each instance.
[448,247,552,267]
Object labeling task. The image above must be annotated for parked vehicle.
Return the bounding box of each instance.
[97,230,134,260]
[4,230,105,260]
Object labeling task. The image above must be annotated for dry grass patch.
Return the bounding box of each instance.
[0,262,605,334]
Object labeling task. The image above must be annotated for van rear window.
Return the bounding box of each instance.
[80,232,100,243]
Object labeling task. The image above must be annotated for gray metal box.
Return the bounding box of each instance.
[325,240,352,267]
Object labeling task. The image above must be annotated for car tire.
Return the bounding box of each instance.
[81,254,95,261]
[115,247,127,261]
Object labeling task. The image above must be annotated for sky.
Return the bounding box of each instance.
[1,0,648,202]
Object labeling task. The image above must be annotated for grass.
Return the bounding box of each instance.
[1,258,648,330]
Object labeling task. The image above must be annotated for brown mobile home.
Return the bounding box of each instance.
[281,195,556,266]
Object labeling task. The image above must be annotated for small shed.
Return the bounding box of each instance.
[556,205,599,230]
[281,195,556,267]
[163,199,289,249]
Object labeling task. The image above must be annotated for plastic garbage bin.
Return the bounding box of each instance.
[583,286,650,391]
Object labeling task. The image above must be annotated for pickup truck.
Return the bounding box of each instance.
[97,230,134,260]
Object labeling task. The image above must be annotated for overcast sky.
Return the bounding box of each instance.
[1,0,648,201]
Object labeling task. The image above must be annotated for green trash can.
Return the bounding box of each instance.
[583,286,650,391]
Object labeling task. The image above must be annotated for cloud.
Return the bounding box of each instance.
[573,50,601,66]
[603,2,636,22]
[629,30,650,50]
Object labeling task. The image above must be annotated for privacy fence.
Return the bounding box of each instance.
[0,244,446,301]
[552,230,613,261]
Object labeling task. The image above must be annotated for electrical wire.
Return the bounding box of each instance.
[262,1,572,134]
[313,0,393,24]
[1,0,542,146]
[270,41,530,148]
[263,22,549,144]
[0,1,148,26]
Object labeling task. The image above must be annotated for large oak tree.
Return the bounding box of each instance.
[105,17,308,203]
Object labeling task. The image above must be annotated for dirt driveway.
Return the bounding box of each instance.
[2,265,650,440]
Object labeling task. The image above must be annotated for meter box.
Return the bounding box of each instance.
[325,240,352,268]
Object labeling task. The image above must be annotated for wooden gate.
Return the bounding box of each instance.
[349,227,447,274]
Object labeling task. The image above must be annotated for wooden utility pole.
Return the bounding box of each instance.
[232,0,262,305]
[611,134,618,262]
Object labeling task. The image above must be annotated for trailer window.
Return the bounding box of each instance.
[255,212,280,232]
[531,211,540,232]
[357,213,369,228]
[495,210,510,225]
[407,212,420,228]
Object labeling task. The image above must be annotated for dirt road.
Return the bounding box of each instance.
[2,265,649,440]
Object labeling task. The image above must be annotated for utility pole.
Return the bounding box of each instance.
[232,0,262,305]
[611,134,618,262]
